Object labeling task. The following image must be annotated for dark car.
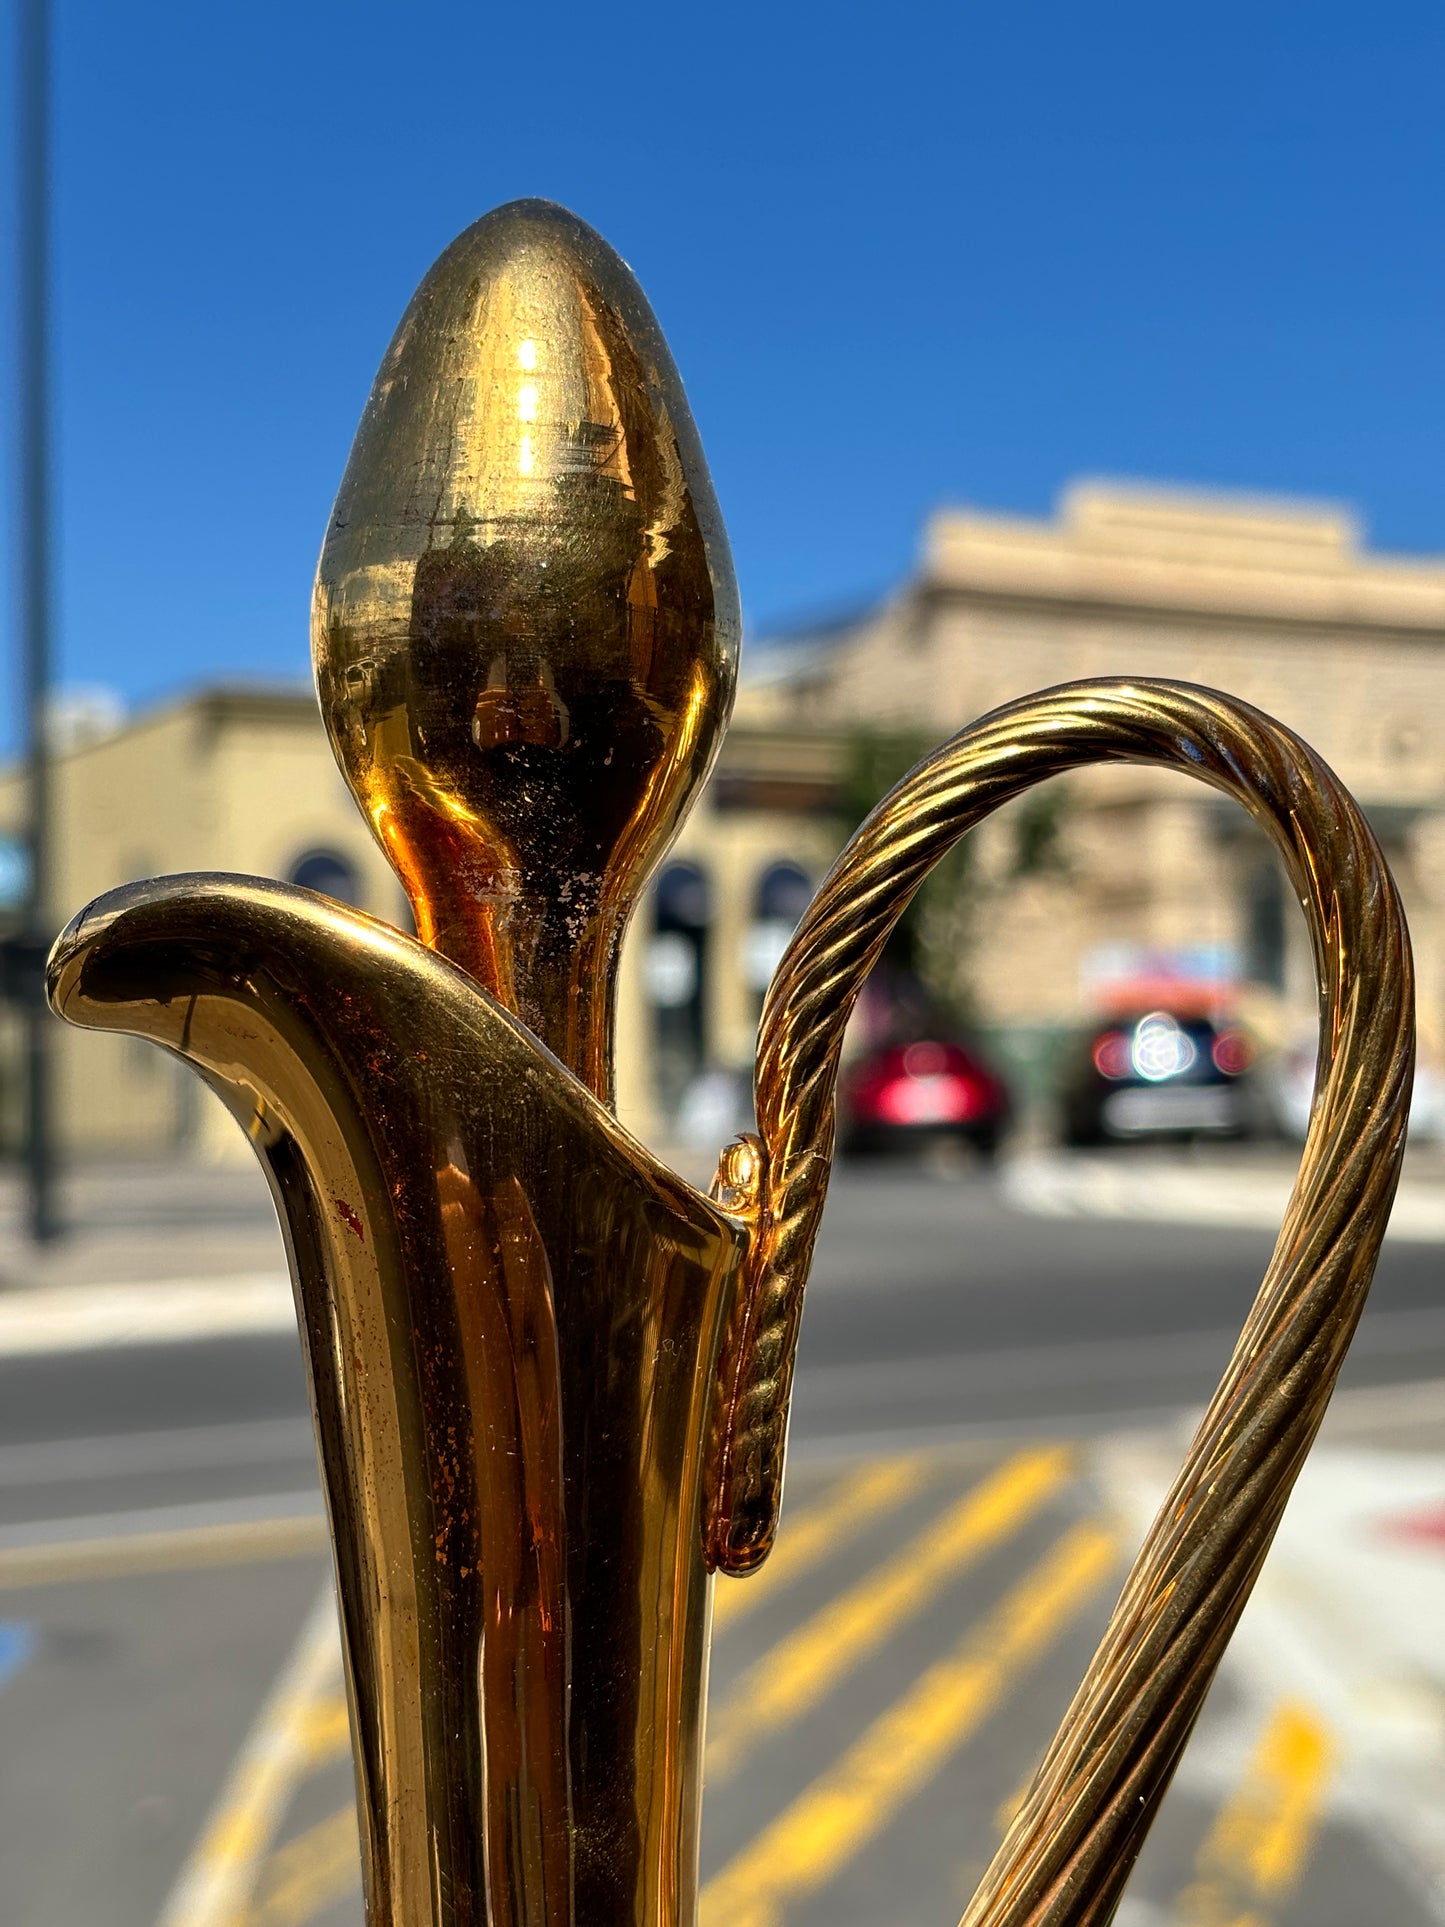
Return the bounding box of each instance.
[841,1038,1011,1160]
[1058,1009,1254,1145]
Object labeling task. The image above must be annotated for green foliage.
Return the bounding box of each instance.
[836,728,976,1020]
[836,728,1073,1024]
[1009,784,1071,880]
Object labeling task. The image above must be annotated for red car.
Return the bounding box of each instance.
[841,1038,1011,1160]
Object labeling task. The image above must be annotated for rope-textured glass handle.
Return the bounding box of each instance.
[705,676,1412,1925]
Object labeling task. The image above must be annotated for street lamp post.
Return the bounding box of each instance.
[15,0,60,1243]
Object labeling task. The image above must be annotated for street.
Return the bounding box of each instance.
[0,1155,1440,1926]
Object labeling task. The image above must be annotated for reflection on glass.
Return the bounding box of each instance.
[312,201,740,1102]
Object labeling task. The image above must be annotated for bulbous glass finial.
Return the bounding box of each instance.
[313,199,739,1101]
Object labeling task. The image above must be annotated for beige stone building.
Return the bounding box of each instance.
[0,688,840,1157]
[4,478,1442,1159]
[741,481,1445,1095]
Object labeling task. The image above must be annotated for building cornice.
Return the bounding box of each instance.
[915,578,1445,648]
[923,488,1445,640]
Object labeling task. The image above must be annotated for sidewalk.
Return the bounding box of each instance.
[1005,1141,1445,1241]
[12,1142,1441,1289]
[0,1161,293,1354]
[0,1160,285,1294]
[1,1142,1441,1356]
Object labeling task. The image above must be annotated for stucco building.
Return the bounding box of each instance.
[741,481,1445,1097]
[4,479,1443,1159]
[0,688,840,1156]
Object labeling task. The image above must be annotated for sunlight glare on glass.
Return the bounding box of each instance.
[517,338,537,370]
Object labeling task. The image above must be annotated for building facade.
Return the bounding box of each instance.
[0,689,841,1158]
[741,481,1445,1097]
[5,479,1443,1161]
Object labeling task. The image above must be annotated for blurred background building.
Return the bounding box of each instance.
[0,685,843,1154]
[745,480,1445,1121]
[4,477,1443,1158]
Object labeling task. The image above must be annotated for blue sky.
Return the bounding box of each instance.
[2,1,1443,733]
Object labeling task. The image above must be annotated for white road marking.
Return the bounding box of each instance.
[0,1490,322,1552]
[1097,1431,1445,1923]
[1004,1152,1445,1242]
[791,1308,1445,1421]
[0,1492,326,1587]
[0,1416,315,1488]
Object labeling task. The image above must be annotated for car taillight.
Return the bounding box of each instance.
[876,1072,980,1124]
[902,1041,948,1077]
[1092,1031,1132,1080]
[1212,1028,1253,1076]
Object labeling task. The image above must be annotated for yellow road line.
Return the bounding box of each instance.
[993,1761,1037,1834]
[712,1453,933,1633]
[245,1806,360,1927]
[706,1446,1072,1781]
[699,1519,1118,1927]
[157,1585,342,1927]
[1172,1699,1335,1925]
[294,1691,352,1769]
[0,1515,327,1590]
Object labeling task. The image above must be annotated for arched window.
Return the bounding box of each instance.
[654,862,712,934]
[289,848,364,909]
[1243,859,1286,992]
[744,860,813,997]
[755,860,813,926]
[0,836,28,910]
[646,862,712,1113]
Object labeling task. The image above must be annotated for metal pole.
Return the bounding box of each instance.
[17,0,59,1242]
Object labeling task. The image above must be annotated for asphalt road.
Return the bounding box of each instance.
[0,1163,1440,1927]
[2,1160,1439,1459]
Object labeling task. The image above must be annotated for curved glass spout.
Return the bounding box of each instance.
[49,877,748,1927]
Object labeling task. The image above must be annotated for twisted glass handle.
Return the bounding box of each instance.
[705,675,1412,1925]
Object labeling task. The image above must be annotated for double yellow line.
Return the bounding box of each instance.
[701,1519,1118,1927]
[156,1586,346,1927]
[712,1453,933,1634]
[156,1445,1114,1927]
[246,1806,359,1927]
[707,1446,1074,1780]
[700,1446,1118,1927]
